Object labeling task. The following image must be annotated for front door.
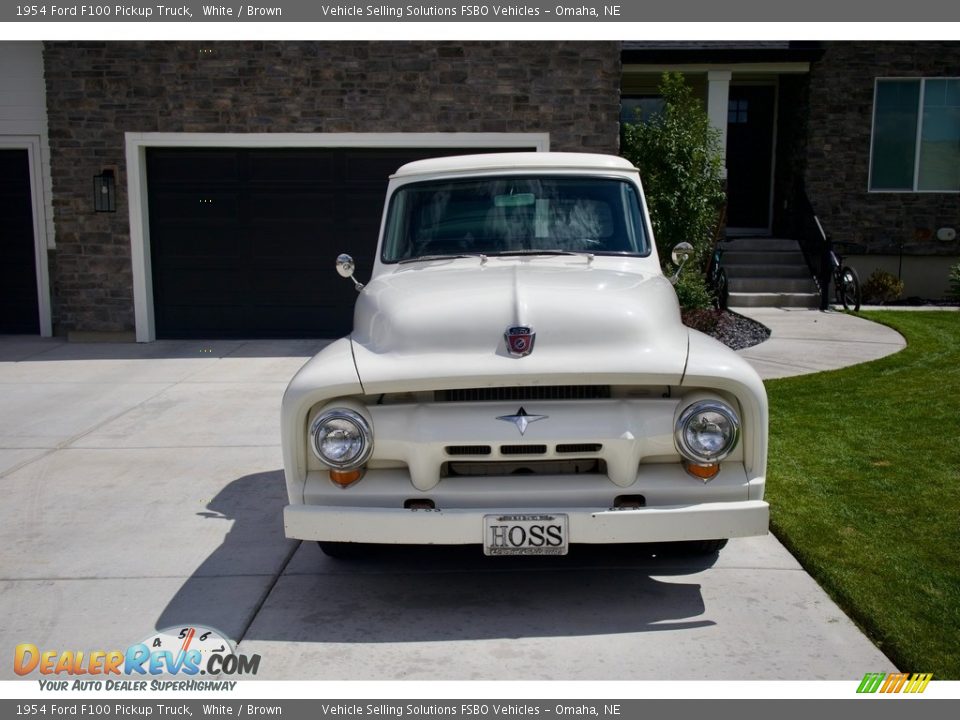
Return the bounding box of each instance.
[725,85,776,232]
[0,149,40,334]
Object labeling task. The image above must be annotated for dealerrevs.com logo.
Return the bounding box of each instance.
[14,625,260,690]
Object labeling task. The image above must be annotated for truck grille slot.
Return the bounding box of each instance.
[500,444,547,455]
[442,459,606,477]
[556,443,603,454]
[445,445,492,456]
[436,385,611,402]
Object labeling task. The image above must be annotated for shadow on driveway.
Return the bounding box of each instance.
[155,473,719,645]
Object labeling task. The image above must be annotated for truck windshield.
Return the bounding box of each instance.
[381,176,650,263]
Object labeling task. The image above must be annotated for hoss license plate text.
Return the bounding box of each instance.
[483,513,568,556]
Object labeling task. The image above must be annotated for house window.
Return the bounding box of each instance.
[620,96,666,126]
[870,78,960,192]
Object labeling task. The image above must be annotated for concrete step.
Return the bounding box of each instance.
[729,277,819,293]
[720,237,818,306]
[728,291,820,309]
[723,263,812,279]
[724,250,807,266]
[724,237,804,252]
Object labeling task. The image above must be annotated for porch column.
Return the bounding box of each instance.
[706,70,732,177]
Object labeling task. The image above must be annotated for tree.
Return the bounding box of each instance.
[621,72,726,309]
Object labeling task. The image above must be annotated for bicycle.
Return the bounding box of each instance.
[813,215,862,312]
[705,207,729,310]
[706,240,729,310]
[829,246,861,312]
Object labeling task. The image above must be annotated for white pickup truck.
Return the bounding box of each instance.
[281,152,768,557]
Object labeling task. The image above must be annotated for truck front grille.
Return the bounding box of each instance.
[445,444,600,457]
[556,443,603,454]
[500,444,548,455]
[442,458,606,477]
[444,445,492,456]
[435,385,611,403]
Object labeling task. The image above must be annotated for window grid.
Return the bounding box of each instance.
[728,99,748,124]
[911,79,926,191]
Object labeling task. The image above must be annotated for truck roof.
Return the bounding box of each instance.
[392,152,638,179]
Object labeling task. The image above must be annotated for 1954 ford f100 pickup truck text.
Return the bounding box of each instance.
[281,152,769,557]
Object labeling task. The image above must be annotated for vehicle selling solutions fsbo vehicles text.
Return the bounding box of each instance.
[319,5,543,18]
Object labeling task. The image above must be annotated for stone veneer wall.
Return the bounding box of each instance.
[805,41,960,258]
[43,41,621,334]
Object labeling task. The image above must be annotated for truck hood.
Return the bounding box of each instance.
[350,259,690,392]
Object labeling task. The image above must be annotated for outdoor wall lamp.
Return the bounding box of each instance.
[93,169,116,212]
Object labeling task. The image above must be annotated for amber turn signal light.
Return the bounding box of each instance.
[329,468,364,487]
[685,462,719,481]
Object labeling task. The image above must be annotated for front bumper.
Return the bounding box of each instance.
[284,499,769,545]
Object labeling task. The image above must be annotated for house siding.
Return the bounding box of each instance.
[0,42,53,246]
[805,41,960,257]
[42,41,621,334]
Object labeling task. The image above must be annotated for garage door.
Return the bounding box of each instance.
[147,146,528,339]
[0,149,40,334]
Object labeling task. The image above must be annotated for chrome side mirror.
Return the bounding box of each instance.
[669,242,695,286]
[336,253,364,291]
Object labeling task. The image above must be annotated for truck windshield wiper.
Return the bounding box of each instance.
[495,249,595,259]
[397,253,488,265]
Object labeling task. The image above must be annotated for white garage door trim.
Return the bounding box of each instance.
[125,132,550,342]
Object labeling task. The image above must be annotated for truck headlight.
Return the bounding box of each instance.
[310,409,373,470]
[674,400,740,465]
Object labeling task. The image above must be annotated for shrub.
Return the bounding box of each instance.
[621,72,725,310]
[861,269,905,304]
[674,270,715,311]
[949,262,960,300]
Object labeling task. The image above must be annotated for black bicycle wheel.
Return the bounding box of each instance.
[839,266,861,311]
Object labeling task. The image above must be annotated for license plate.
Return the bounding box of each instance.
[483,513,568,556]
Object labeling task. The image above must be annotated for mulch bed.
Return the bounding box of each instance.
[682,309,771,351]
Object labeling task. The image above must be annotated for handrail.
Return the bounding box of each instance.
[794,187,832,310]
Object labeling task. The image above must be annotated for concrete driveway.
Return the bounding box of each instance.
[0,319,899,680]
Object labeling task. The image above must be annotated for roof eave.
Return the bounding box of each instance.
[620,42,825,66]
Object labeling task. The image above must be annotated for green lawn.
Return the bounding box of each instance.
[765,311,960,678]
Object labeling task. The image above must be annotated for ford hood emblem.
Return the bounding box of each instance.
[505,326,536,357]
